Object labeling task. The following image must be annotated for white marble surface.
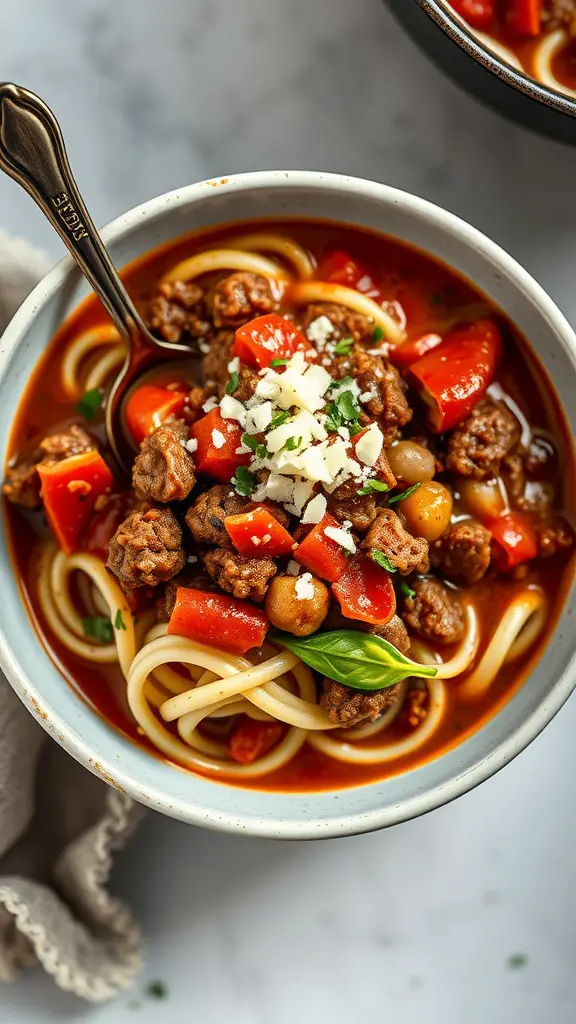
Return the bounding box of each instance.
[2,0,576,1021]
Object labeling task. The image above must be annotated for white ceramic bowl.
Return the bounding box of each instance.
[1,171,575,839]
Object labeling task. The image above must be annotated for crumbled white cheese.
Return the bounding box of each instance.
[301,493,327,525]
[292,479,315,513]
[286,560,301,576]
[306,315,335,348]
[202,396,219,413]
[227,356,240,374]
[187,554,199,563]
[245,401,273,434]
[185,438,198,454]
[220,394,247,426]
[211,429,226,449]
[262,533,272,544]
[295,572,315,601]
[264,474,296,504]
[324,438,350,479]
[250,535,261,546]
[355,422,384,467]
[152,412,162,429]
[324,525,357,553]
[255,377,282,402]
[304,363,332,395]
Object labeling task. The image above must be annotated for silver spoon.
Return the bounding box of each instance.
[0,82,194,471]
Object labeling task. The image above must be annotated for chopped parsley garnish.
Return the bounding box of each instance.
[269,410,290,430]
[371,550,397,573]
[333,337,354,356]
[284,436,302,452]
[83,616,113,643]
[76,388,103,421]
[330,375,354,391]
[357,479,391,496]
[226,371,240,395]
[372,326,384,343]
[114,608,127,631]
[325,390,362,433]
[389,483,422,504]
[242,433,268,458]
[231,465,256,497]
[270,357,288,367]
[399,581,416,601]
[146,980,168,999]
[507,954,528,970]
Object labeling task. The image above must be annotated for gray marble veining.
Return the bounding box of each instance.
[1,2,575,1022]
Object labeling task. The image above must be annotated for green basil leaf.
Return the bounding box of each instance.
[226,371,240,395]
[371,549,397,573]
[389,482,422,504]
[76,388,103,421]
[399,581,416,601]
[270,358,288,367]
[83,616,113,644]
[357,480,391,496]
[372,326,384,343]
[114,608,127,631]
[231,465,256,496]
[333,337,354,356]
[275,629,437,691]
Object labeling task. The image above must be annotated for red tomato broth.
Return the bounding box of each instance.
[3,218,576,792]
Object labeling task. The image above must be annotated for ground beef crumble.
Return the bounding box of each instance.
[203,547,276,602]
[107,506,185,588]
[132,420,195,504]
[446,399,520,479]
[361,508,430,575]
[402,576,465,645]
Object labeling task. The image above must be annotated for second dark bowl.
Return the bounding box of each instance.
[385,0,576,145]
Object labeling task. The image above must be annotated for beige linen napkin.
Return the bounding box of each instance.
[0,231,145,1002]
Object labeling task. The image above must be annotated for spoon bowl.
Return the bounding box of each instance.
[0,82,194,470]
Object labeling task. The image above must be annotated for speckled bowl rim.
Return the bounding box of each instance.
[417,0,576,118]
[0,170,575,839]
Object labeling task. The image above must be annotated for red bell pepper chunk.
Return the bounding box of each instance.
[38,449,114,556]
[228,716,284,764]
[167,587,269,654]
[450,0,496,30]
[82,493,128,560]
[317,249,381,300]
[332,556,397,626]
[232,314,314,369]
[490,513,538,571]
[504,0,541,35]
[293,514,350,583]
[191,407,250,483]
[125,384,187,445]
[389,332,443,370]
[409,318,502,433]
[225,506,295,558]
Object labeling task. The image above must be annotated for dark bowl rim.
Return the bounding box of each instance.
[415,0,576,119]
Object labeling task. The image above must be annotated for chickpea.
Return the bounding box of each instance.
[387,441,436,486]
[265,574,330,637]
[458,477,505,522]
[398,480,453,542]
